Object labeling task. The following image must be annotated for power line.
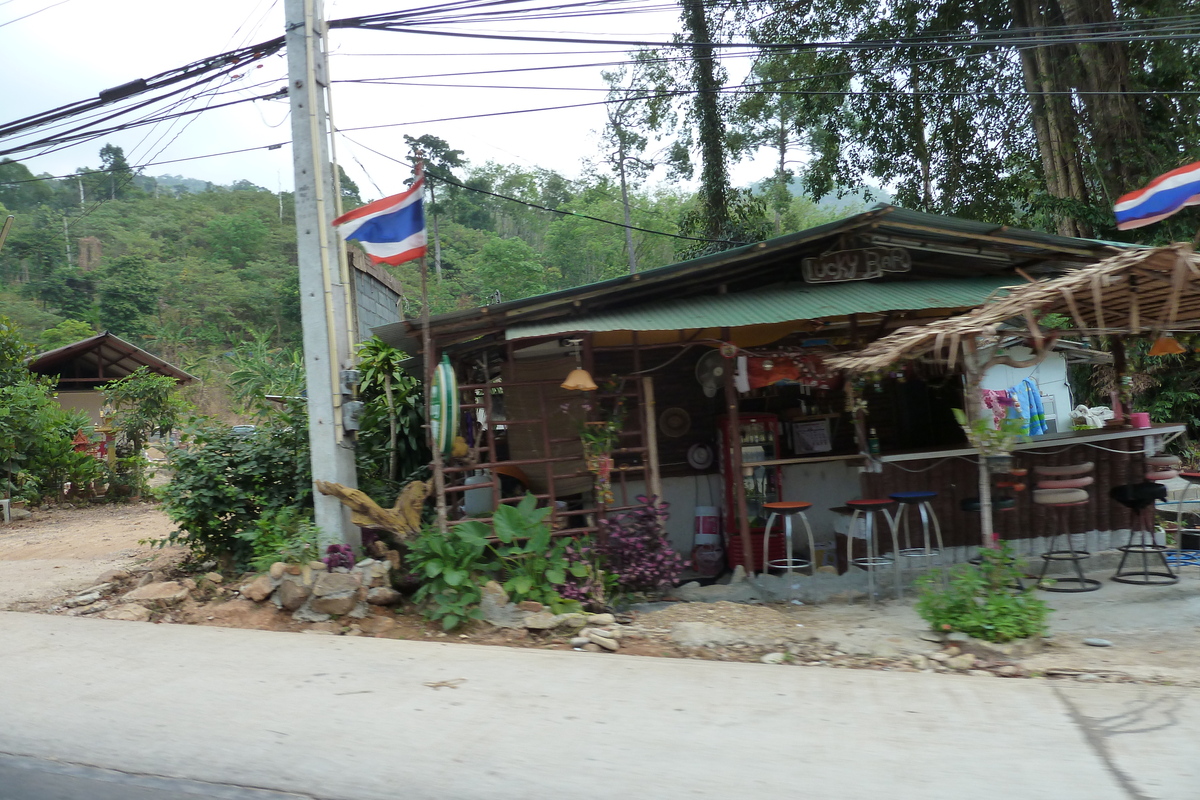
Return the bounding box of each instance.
[0,0,72,29]
[342,134,743,245]
[0,142,289,186]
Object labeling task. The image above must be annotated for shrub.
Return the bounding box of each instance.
[915,542,1050,643]
[594,495,686,593]
[234,506,321,573]
[155,405,311,568]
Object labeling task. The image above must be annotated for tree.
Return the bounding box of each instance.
[98,144,136,201]
[102,366,187,455]
[336,165,363,210]
[97,254,159,339]
[470,237,557,303]
[405,134,467,282]
[40,319,95,350]
[0,316,34,388]
[680,0,731,243]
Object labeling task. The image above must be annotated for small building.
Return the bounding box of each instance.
[373,205,1127,566]
[28,332,194,425]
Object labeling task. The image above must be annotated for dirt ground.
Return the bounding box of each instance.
[0,503,177,610]
[4,505,1200,686]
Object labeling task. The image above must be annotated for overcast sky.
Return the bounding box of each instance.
[2,0,774,201]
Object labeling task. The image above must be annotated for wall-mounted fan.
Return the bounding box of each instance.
[695,350,726,398]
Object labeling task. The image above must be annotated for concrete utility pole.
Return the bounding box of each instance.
[285,0,358,547]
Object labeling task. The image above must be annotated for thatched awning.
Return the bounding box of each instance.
[827,244,1199,374]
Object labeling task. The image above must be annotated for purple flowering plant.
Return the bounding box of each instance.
[323,543,356,570]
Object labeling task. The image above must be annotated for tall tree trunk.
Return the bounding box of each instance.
[911,60,933,211]
[682,0,729,241]
[617,146,638,274]
[429,181,443,282]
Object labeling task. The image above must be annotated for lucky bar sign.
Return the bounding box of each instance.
[801,247,911,283]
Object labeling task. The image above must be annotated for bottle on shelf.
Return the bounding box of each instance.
[868,427,882,457]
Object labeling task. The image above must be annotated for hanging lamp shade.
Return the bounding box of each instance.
[1148,334,1187,356]
[561,368,598,391]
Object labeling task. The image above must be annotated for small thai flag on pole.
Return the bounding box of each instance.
[331,164,427,265]
[1114,161,1200,230]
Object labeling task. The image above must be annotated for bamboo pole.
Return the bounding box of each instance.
[721,330,753,573]
[419,255,448,534]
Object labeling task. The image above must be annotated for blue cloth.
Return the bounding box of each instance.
[1010,378,1047,436]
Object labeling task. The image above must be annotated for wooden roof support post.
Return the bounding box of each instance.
[721,328,753,574]
[1111,335,1129,426]
[963,337,995,550]
[642,376,664,505]
[420,255,449,535]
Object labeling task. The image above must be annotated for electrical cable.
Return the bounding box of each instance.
[0,0,71,29]
[342,133,746,245]
[0,142,290,186]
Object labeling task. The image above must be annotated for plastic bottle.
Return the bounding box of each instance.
[868,427,882,457]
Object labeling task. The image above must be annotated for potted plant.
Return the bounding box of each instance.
[567,388,626,506]
[953,409,1027,474]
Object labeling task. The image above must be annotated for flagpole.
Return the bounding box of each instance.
[420,252,449,534]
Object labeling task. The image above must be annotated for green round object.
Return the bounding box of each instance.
[429,354,459,457]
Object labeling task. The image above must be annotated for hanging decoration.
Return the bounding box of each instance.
[429,354,459,458]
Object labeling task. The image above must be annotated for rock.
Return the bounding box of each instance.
[80,582,113,595]
[313,572,360,597]
[286,564,302,575]
[9,507,31,521]
[588,632,619,651]
[347,602,369,619]
[367,587,402,606]
[760,652,788,664]
[356,558,376,569]
[1076,673,1103,682]
[967,669,995,677]
[587,627,615,639]
[96,570,129,584]
[582,643,604,652]
[587,613,616,626]
[928,652,950,663]
[919,631,945,643]
[944,646,961,657]
[64,592,101,608]
[123,581,190,607]
[309,560,328,572]
[996,665,1022,677]
[868,643,901,659]
[100,604,151,622]
[570,637,590,648]
[524,612,563,630]
[240,575,275,603]
[954,636,1045,660]
[1083,638,1114,648]
[292,604,332,623]
[559,613,588,628]
[307,621,342,635]
[181,578,197,591]
[480,581,527,628]
[203,572,223,584]
[311,594,358,616]
[277,579,311,611]
[269,562,287,579]
[358,615,397,635]
[135,573,155,588]
[909,654,929,670]
[947,653,977,670]
[945,631,971,644]
[517,600,544,612]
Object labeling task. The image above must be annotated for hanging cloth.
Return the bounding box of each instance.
[1010,378,1048,436]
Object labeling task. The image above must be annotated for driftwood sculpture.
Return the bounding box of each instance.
[315,479,429,539]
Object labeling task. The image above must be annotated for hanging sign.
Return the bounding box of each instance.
[429,354,459,457]
[801,247,911,283]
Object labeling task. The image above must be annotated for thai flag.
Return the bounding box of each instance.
[1114,161,1200,230]
[331,167,426,265]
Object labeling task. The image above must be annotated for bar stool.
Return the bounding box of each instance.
[1167,470,1200,569]
[887,491,944,582]
[1110,455,1180,585]
[1034,462,1100,592]
[844,498,898,605]
[761,501,817,576]
[963,495,1025,590]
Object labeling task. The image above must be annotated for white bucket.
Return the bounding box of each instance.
[695,506,720,537]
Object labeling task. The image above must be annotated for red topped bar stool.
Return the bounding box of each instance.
[1109,455,1180,586]
[887,491,945,585]
[844,498,899,606]
[1034,462,1100,592]
[761,501,818,576]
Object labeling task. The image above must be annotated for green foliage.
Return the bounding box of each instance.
[952,407,1026,455]
[225,333,307,415]
[40,319,95,350]
[155,408,311,567]
[234,506,321,573]
[0,377,97,503]
[0,315,34,387]
[916,543,1050,643]
[103,366,187,452]
[355,337,428,499]
[407,495,585,630]
[97,254,159,339]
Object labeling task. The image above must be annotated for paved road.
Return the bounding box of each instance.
[0,612,1196,800]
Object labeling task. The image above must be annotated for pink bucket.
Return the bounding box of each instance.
[1129,412,1151,429]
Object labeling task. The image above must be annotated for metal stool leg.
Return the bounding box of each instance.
[799,511,817,576]
[762,511,778,576]
[1038,507,1101,592]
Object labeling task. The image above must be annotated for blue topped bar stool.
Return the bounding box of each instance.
[887,491,944,588]
[844,498,899,606]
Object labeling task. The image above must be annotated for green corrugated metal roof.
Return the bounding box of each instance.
[505,277,1017,339]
